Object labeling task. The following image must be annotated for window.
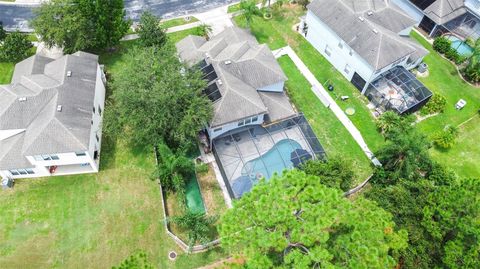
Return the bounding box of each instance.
[252,116,258,122]
[95,134,100,142]
[51,155,59,160]
[42,155,51,161]
[213,127,222,132]
[349,49,353,56]
[338,41,343,49]
[34,155,43,161]
[344,64,352,74]
[9,170,19,176]
[26,169,35,174]
[92,106,95,114]
[18,169,27,175]
[324,45,332,57]
[238,120,245,127]
[98,106,102,116]
[245,118,252,124]
[76,152,87,157]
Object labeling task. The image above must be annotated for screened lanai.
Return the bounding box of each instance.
[212,114,325,199]
[365,67,433,114]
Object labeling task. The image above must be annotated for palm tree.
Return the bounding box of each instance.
[240,0,260,27]
[196,23,212,40]
[464,39,480,83]
[153,144,194,193]
[170,212,218,247]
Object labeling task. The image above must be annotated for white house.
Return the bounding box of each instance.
[302,0,432,113]
[176,27,297,140]
[392,0,480,40]
[0,51,106,183]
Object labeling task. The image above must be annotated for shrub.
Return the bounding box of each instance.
[433,36,451,54]
[420,94,447,116]
[433,125,459,149]
[195,163,209,174]
[445,48,464,64]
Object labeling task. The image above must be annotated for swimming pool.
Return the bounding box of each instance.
[446,35,473,56]
[185,175,206,214]
[231,139,311,197]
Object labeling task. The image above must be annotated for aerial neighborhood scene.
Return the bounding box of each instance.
[0,0,479,268]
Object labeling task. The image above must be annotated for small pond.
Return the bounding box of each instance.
[185,174,206,214]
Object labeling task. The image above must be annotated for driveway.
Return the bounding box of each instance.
[0,0,237,31]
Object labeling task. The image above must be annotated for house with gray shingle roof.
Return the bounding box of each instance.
[176,26,297,140]
[392,0,480,40]
[303,0,432,114]
[0,51,106,184]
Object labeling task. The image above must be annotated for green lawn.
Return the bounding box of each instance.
[0,62,15,84]
[0,28,226,269]
[161,17,199,29]
[227,3,242,13]
[411,31,480,178]
[279,56,372,181]
[233,6,385,154]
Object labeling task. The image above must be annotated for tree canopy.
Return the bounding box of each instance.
[0,31,33,62]
[105,45,212,149]
[300,157,354,191]
[0,22,6,41]
[32,0,130,53]
[137,11,167,48]
[220,170,407,268]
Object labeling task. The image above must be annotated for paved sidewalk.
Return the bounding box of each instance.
[195,5,233,35]
[273,46,382,166]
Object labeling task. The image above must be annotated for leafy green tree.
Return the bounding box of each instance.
[433,36,451,54]
[196,24,212,40]
[297,0,311,9]
[106,45,212,149]
[463,38,480,83]
[112,251,154,269]
[367,176,480,268]
[171,212,218,247]
[137,11,167,48]
[240,0,261,27]
[153,143,194,193]
[300,157,354,191]
[374,130,431,182]
[0,22,6,41]
[421,93,447,115]
[32,0,130,53]
[0,31,33,62]
[432,125,459,149]
[376,111,414,138]
[220,170,408,268]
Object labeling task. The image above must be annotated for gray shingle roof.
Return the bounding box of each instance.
[423,0,467,24]
[0,52,100,170]
[176,26,294,128]
[307,0,426,69]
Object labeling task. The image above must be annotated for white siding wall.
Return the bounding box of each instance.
[208,114,265,140]
[258,81,285,92]
[391,0,425,23]
[87,65,106,171]
[305,10,375,88]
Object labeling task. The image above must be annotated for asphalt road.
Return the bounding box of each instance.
[0,0,236,31]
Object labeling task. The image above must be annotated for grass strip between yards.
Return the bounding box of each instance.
[279,56,373,182]
[161,17,199,29]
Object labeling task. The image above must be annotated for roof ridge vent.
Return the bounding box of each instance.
[66,71,72,77]
[217,79,223,85]
[367,11,373,16]
[224,60,232,65]
[372,28,379,34]
[358,16,365,22]
[18,97,27,102]
[57,105,63,112]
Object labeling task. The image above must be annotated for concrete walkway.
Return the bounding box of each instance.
[194,5,234,35]
[273,46,382,166]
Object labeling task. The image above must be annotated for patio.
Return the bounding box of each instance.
[365,67,433,114]
[212,114,325,198]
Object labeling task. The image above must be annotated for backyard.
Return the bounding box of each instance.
[234,4,480,179]
[0,28,226,269]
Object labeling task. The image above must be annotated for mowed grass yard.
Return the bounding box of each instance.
[0,28,226,269]
[411,31,480,178]
[234,5,379,179]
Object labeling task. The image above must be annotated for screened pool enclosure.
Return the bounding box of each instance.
[365,67,433,114]
[212,114,325,199]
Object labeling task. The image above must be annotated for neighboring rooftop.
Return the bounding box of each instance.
[412,0,467,24]
[307,0,428,69]
[176,27,295,128]
[0,52,100,170]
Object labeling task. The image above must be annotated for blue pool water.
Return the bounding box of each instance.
[446,35,473,56]
[231,139,308,197]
